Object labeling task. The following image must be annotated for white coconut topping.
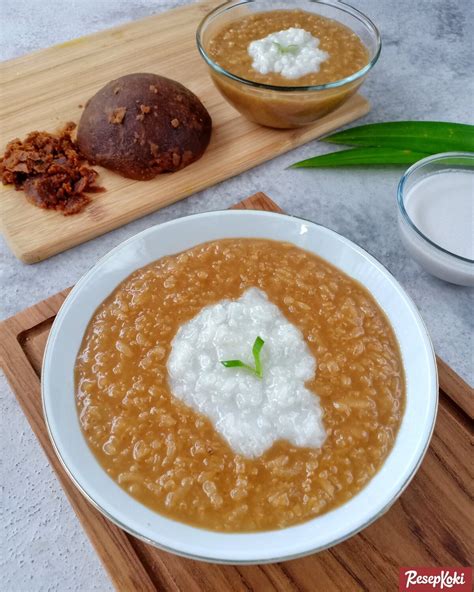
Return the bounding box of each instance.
[167,288,326,458]
[248,27,329,80]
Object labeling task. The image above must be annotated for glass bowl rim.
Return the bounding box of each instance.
[196,0,382,92]
[397,151,474,265]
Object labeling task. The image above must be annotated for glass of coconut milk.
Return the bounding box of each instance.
[397,152,474,286]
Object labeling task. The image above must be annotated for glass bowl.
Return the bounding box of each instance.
[196,0,381,129]
[397,152,474,286]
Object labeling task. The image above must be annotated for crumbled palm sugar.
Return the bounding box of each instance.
[149,142,160,158]
[0,122,104,215]
[109,107,127,124]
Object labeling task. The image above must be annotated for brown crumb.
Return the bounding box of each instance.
[149,84,158,94]
[172,152,181,167]
[182,150,195,165]
[190,118,203,132]
[149,142,160,158]
[78,103,84,109]
[136,105,151,122]
[0,123,104,215]
[171,118,180,128]
[109,107,127,124]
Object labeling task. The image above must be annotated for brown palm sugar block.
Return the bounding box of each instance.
[77,73,212,180]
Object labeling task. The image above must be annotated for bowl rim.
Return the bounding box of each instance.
[196,0,382,92]
[397,151,474,265]
[41,209,438,563]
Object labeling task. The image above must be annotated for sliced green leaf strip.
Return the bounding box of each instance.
[220,336,265,379]
[252,336,265,378]
[273,41,299,55]
[221,360,255,371]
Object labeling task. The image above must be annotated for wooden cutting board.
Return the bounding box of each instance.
[0,193,472,592]
[0,0,369,264]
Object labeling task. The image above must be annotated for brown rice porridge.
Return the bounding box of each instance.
[75,239,405,532]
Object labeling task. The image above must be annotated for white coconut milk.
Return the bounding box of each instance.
[167,288,326,458]
[404,171,474,260]
[248,27,329,80]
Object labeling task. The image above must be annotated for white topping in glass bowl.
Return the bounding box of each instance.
[248,27,329,80]
[167,288,326,458]
[404,171,474,260]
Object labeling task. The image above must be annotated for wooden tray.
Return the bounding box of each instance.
[0,0,369,264]
[1,193,472,592]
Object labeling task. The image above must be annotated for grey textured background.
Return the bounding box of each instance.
[1,1,473,590]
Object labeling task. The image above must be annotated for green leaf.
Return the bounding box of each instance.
[252,336,265,378]
[273,41,299,55]
[290,147,429,168]
[323,121,474,153]
[220,336,265,379]
[221,360,254,371]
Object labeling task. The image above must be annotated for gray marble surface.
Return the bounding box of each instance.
[1,1,472,590]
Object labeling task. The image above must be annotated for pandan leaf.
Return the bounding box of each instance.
[290,147,430,168]
[322,122,474,153]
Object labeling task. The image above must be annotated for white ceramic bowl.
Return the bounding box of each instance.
[42,210,438,564]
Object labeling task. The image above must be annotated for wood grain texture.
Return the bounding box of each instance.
[437,355,473,419]
[1,193,472,592]
[0,0,369,264]
[0,304,157,592]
